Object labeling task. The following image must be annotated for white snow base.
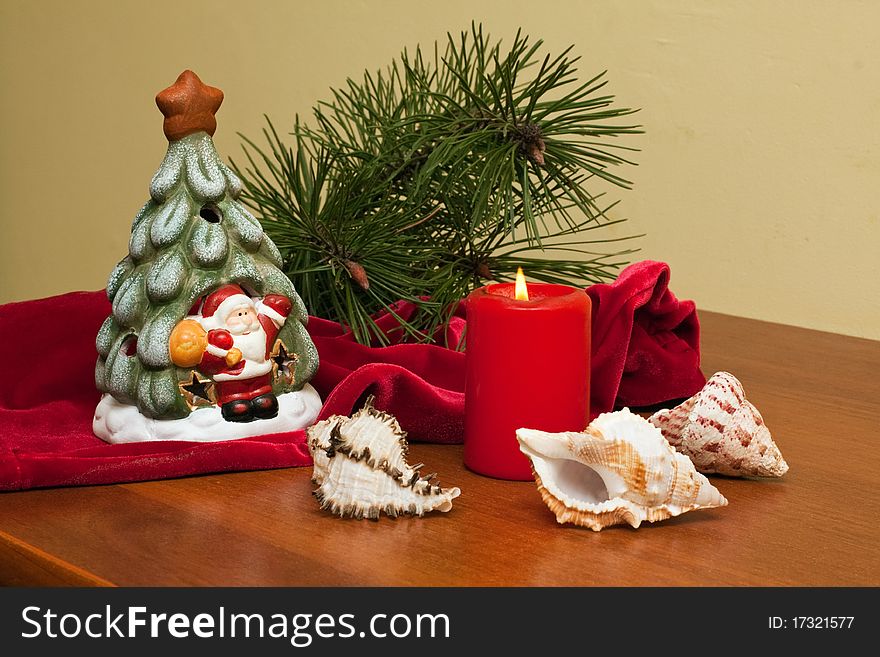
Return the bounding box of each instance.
[93,384,322,444]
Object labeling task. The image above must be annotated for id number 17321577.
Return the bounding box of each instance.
[769,617,854,630]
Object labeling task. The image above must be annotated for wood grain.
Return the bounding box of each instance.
[0,311,877,586]
[0,530,114,586]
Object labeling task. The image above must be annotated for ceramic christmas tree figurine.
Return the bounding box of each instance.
[93,70,321,443]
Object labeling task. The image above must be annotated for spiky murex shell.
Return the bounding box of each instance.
[307,397,460,520]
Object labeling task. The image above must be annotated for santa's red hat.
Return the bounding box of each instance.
[198,284,253,329]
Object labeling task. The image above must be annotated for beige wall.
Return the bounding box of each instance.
[1,0,878,339]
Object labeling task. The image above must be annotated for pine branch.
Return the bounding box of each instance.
[233,23,643,344]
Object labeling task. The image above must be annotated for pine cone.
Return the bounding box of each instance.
[344,260,370,290]
[514,122,546,166]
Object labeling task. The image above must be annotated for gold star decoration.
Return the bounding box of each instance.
[155,70,224,142]
[178,371,217,411]
[270,339,298,386]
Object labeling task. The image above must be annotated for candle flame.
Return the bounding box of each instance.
[514,267,529,301]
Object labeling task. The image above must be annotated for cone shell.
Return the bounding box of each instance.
[516,409,727,531]
[307,398,460,520]
[649,371,788,478]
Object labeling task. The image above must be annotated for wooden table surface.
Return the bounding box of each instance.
[1,311,878,586]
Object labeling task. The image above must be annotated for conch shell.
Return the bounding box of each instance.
[308,398,460,520]
[516,408,727,531]
[649,371,788,478]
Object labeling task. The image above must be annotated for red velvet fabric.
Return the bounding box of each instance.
[586,260,706,414]
[0,260,703,491]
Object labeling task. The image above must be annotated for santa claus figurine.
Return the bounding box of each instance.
[169,284,293,423]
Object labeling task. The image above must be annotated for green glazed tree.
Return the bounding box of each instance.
[95,71,318,421]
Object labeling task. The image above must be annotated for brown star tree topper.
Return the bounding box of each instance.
[156,70,224,140]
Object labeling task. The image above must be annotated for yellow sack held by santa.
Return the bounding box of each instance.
[169,319,208,368]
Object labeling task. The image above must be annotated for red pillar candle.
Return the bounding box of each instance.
[464,278,591,480]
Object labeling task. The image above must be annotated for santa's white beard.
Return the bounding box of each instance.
[211,322,274,382]
[231,325,268,363]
